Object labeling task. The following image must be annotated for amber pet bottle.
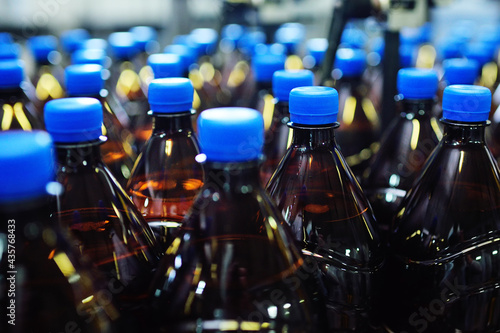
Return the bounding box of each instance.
[149,107,328,332]
[383,85,500,332]
[266,86,383,332]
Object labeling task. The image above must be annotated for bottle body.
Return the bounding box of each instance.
[150,162,327,332]
[266,125,383,332]
[0,197,115,333]
[362,100,442,240]
[53,141,161,326]
[127,113,204,250]
[383,120,500,332]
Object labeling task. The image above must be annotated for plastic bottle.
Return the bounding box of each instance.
[44,97,162,330]
[248,51,286,111]
[303,38,328,83]
[362,68,441,242]
[108,32,150,152]
[0,130,115,333]
[333,48,380,176]
[27,35,65,108]
[0,60,43,131]
[382,85,500,333]
[64,64,136,186]
[266,86,382,332]
[126,78,203,250]
[149,106,328,332]
[260,69,314,185]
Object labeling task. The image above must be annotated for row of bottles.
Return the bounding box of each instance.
[1,18,500,333]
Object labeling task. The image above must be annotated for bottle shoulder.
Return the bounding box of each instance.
[392,142,500,259]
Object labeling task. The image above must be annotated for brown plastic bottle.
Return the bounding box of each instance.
[383,85,500,333]
[126,78,204,250]
[44,97,162,330]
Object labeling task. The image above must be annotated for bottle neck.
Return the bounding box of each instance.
[441,119,488,144]
[0,194,55,235]
[55,140,104,168]
[289,123,338,148]
[151,111,195,134]
[401,98,434,117]
[0,87,26,102]
[204,160,261,192]
[274,100,289,121]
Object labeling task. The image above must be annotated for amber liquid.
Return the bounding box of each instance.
[129,176,202,248]
[0,88,43,131]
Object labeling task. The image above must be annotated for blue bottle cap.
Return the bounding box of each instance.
[71,48,107,66]
[129,26,157,52]
[464,43,494,67]
[252,53,286,83]
[340,28,367,49]
[437,38,465,60]
[0,32,13,44]
[221,24,245,43]
[28,35,58,62]
[148,77,193,113]
[0,60,24,89]
[274,23,305,54]
[163,44,197,71]
[397,67,438,99]
[108,32,140,60]
[442,58,479,85]
[0,130,55,203]
[273,69,314,102]
[399,44,415,68]
[81,38,108,51]
[190,28,218,56]
[334,48,366,78]
[65,64,104,96]
[442,85,491,122]
[306,38,328,66]
[0,42,20,60]
[197,107,264,162]
[172,34,191,45]
[289,86,338,125]
[60,29,90,53]
[148,53,183,79]
[44,97,103,142]
[238,30,266,56]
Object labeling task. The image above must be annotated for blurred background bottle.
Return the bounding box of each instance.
[0,60,43,131]
[150,106,327,332]
[44,97,162,330]
[126,78,203,251]
[266,86,383,332]
[27,35,65,111]
[333,48,380,177]
[260,69,314,185]
[65,63,136,186]
[362,68,441,243]
[0,130,116,333]
[383,85,500,332]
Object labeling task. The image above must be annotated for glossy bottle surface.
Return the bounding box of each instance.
[54,142,161,309]
[0,87,43,131]
[0,130,114,333]
[260,100,291,184]
[383,108,500,331]
[149,107,327,332]
[334,77,380,176]
[127,114,203,250]
[362,100,442,240]
[0,199,116,333]
[266,124,383,332]
[150,162,327,332]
